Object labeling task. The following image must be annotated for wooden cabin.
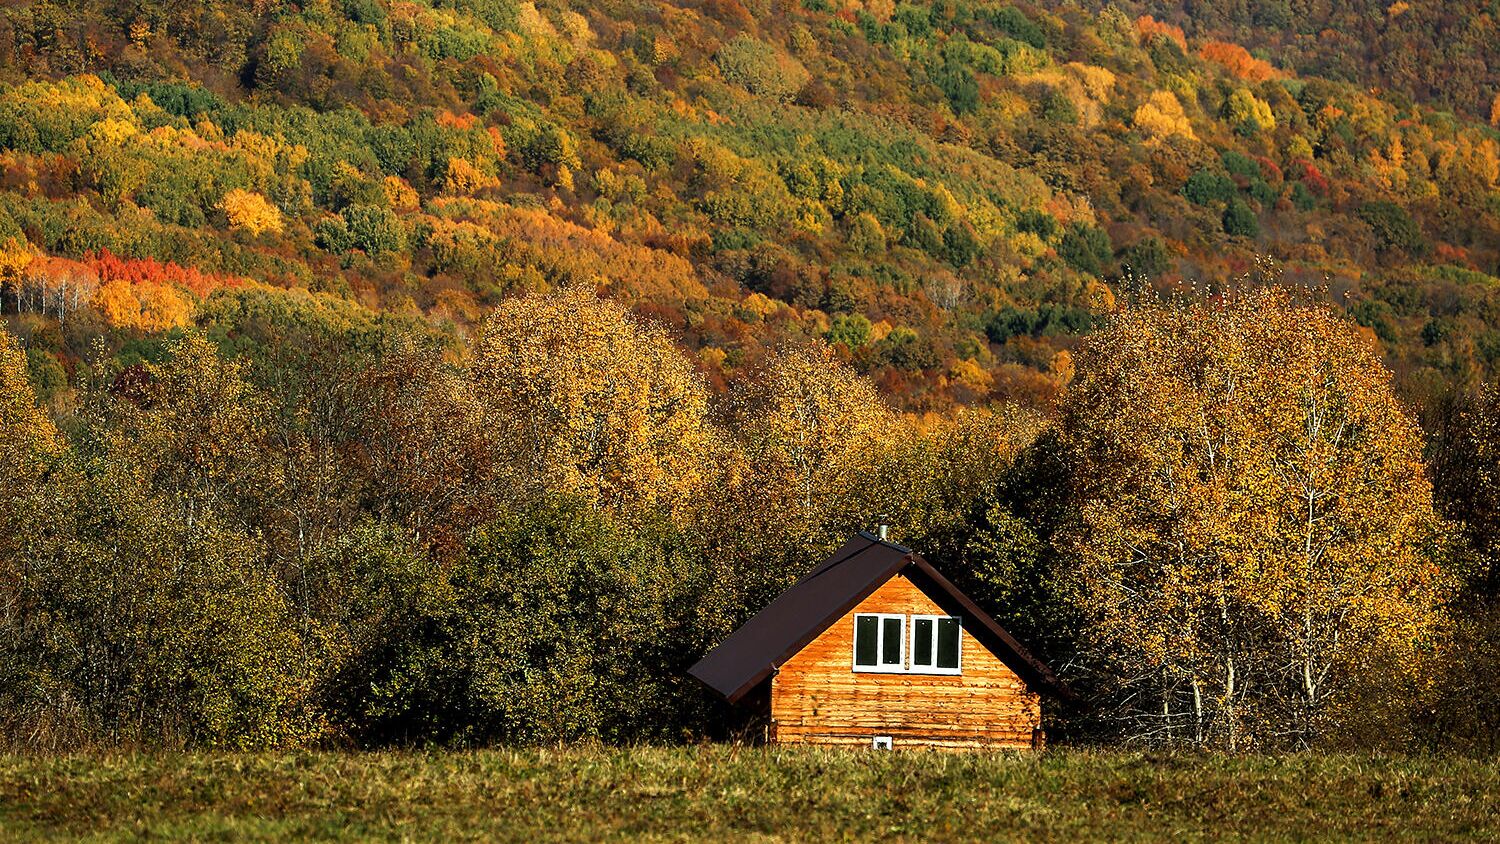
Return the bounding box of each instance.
[689,530,1063,751]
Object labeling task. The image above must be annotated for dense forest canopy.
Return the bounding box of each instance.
[0,0,1498,752]
[1090,0,1500,124]
[0,0,1495,413]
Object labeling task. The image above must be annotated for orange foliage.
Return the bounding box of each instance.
[1135,16,1186,50]
[1200,41,1279,82]
[428,199,709,306]
[437,110,479,130]
[84,249,243,299]
[21,256,99,320]
[93,278,192,331]
[80,249,245,330]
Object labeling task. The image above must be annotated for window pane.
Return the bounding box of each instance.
[912,618,934,666]
[937,618,960,668]
[854,616,879,666]
[881,617,903,665]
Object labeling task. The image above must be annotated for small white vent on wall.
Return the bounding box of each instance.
[871,735,893,750]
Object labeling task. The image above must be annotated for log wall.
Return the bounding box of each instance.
[769,573,1041,751]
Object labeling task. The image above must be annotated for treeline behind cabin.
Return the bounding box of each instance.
[0,283,1495,753]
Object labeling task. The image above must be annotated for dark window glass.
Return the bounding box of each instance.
[913,618,934,666]
[937,617,961,669]
[854,616,879,666]
[881,616,903,665]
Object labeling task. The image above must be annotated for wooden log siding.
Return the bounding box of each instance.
[770,573,1042,750]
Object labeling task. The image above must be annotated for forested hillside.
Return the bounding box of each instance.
[1,0,1499,754]
[0,0,1497,412]
[1094,0,1500,124]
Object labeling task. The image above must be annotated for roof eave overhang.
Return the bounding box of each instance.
[716,552,915,705]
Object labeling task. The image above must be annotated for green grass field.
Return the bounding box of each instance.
[0,747,1495,842]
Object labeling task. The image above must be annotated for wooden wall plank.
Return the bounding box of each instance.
[770,573,1041,751]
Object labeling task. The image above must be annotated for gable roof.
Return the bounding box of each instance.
[688,532,1066,704]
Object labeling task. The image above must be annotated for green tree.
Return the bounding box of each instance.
[1058,223,1113,276]
[353,499,710,745]
[1222,200,1259,238]
[1359,201,1428,255]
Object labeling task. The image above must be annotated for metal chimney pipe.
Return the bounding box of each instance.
[876,517,890,541]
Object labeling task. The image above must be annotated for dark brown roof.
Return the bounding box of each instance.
[688,532,1066,703]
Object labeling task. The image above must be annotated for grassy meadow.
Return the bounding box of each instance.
[0,747,1495,842]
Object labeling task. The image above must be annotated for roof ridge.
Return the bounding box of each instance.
[854,529,912,553]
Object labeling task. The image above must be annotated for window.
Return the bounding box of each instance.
[852,613,906,672]
[853,612,962,674]
[910,615,962,674]
[871,735,893,750]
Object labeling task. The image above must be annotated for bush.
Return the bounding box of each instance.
[359,499,710,746]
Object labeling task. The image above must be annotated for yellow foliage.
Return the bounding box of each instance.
[0,328,60,462]
[1225,88,1276,132]
[1049,348,1074,382]
[1067,62,1117,102]
[1084,278,1116,312]
[1060,287,1449,747]
[734,343,899,533]
[93,279,142,328]
[93,279,193,331]
[516,2,557,37]
[383,176,421,212]
[699,346,728,370]
[470,286,721,520]
[739,291,780,320]
[89,117,139,146]
[951,358,994,393]
[219,189,284,237]
[1134,90,1196,141]
[559,10,592,45]
[442,156,497,196]
[0,237,36,283]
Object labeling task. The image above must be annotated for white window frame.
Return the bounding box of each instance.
[908,614,963,675]
[851,613,907,673]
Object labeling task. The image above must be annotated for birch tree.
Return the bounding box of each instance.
[1060,287,1448,748]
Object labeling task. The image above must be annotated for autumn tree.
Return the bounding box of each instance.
[219,188,284,237]
[0,328,61,613]
[732,342,899,541]
[469,286,722,522]
[1134,90,1195,141]
[1058,286,1449,749]
[1,335,318,749]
